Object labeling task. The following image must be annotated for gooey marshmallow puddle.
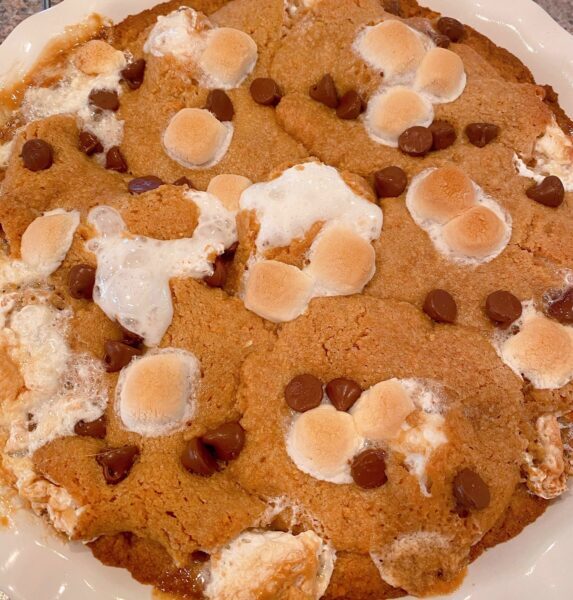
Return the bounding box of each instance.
[87,190,237,346]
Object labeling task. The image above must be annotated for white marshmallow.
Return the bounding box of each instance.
[365,86,434,147]
[495,302,573,389]
[163,108,233,169]
[206,530,335,600]
[414,47,466,103]
[286,405,363,484]
[207,174,252,212]
[87,191,237,346]
[243,260,314,323]
[354,20,429,83]
[116,348,200,437]
[20,209,80,277]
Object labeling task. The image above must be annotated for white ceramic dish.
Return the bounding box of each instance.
[1,1,572,599]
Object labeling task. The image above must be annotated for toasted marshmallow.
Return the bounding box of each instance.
[200,28,258,89]
[20,209,80,277]
[207,174,252,212]
[243,260,314,323]
[73,40,127,77]
[354,20,428,83]
[305,225,376,296]
[351,379,416,443]
[206,530,335,600]
[163,108,233,169]
[117,349,200,437]
[287,405,362,483]
[496,304,573,389]
[442,205,508,260]
[365,86,434,147]
[414,47,466,103]
[407,166,477,225]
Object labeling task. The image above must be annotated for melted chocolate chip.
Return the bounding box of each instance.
[284,374,323,412]
[96,446,140,485]
[250,78,282,106]
[465,123,500,148]
[545,288,573,324]
[373,166,408,199]
[325,377,362,412]
[336,90,364,120]
[202,422,246,461]
[103,340,142,373]
[89,89,120,112]
[79,131,104,156]
[181,438,219,476]
[205,89,234,122]
[191,550,210,563]
[351,449,388,489]
[429,120,457,151]
[309,74,339,109]
[423,289,457,324]
[173,176,194,188]
[398,126,433,157]
[68,264,96,300]
[106,146,128,172]
[203,256,229,289]
[22,139,54,171]
[526,176,565,208]
[453,468,490,511]
[436,17,465,42]
[121,59,146,90]
[485,291,522,326]
[128,176,164,195]
[120,326,144,349]
[74,415,107,439]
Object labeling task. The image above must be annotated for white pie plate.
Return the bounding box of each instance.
[0,1,572,599]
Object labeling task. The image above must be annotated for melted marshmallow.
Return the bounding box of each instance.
[116,348,200,437]
[514,120,573,191]
[144,8,257,89]
[86,191,237,346]
[206,530,335,600]
[406,167,512,265]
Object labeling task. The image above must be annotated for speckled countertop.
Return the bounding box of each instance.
[0,0,572,43]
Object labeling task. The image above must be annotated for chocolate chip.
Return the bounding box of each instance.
[436,17,465,42]
[485,291,522,326]
[121,59,146,90]
[351,448,388,489]
[191,550,210,563]
[325,377,362,411]
[423,289,457,324]
[205,89,234,122]
[181,438,219,476]
[398,126,433,157]
[202,422,246,461]
[96,446,140,485]
[68,264,96,300]
[433,33,451,48]
[128,176,164,195]
[453,468,490,511]
[74,415,107,439]
[250,78,282,106]
[120,326,144,349]
[203,256,229,289]
[309,74,339,109]
[21,139,54,171]
[545,288,573,324]
[429,120,457,151]
[106,146,128,172]
[465,123,500,148]
[103,340,142,373]
[373,166,408,199]
[284,374,323,412]
[336,90,364,120]
[89,89,120,112]
[526,176,565,208]
[173,176,194,188]
[27,412,37,432]
[79,131,104,156]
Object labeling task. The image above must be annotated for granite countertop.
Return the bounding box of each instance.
[0,0,572,43]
